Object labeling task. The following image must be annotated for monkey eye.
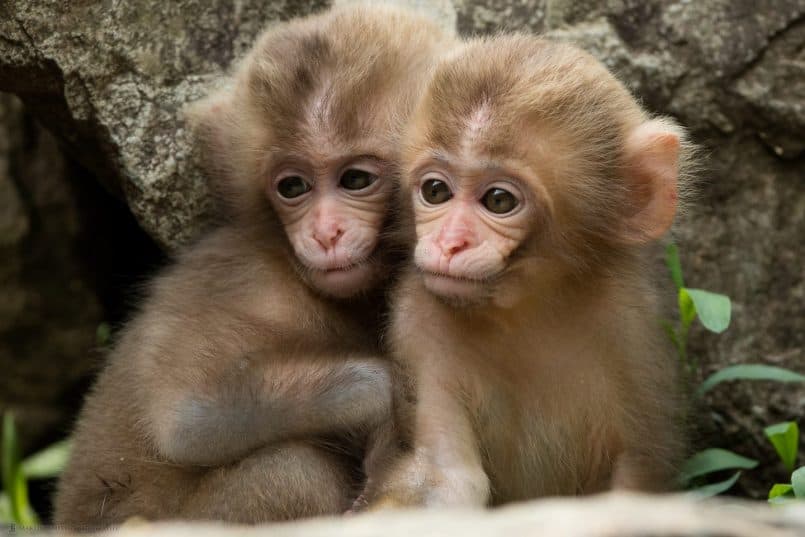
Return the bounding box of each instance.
[277,176,312,199]
[340,169,377,191]
[421,179,452,205]
[481,187,518,214]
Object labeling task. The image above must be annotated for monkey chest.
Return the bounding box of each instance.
[474,372,621,501]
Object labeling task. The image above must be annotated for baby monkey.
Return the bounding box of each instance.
[372,35,688,507]
[55,5,451,527]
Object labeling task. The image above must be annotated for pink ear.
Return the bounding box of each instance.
[622,121,680,243]
[185,92,235,160]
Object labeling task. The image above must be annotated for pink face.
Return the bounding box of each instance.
[410,155,535,302]
[267,154,394,299]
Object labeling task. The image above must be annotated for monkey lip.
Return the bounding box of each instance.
[421,270,487,298]
[323,263,361,273]
[306,257,377,298]
[304,255,370,275]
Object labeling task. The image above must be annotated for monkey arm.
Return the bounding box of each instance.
[374,366,490,508]
[151,355,392,467]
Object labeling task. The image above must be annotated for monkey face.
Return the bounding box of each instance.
[407,154,536,303]
[267,154,395,299]
[399,35,685,309]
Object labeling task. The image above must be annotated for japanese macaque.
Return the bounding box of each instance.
[54,5,452,527]
[369,35,689,508]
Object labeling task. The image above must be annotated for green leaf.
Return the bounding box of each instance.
[1,413,39,526]
[660,320,679,347]
[792,467,805,498]
[678,288,697,328]
[10,472,38,526]
[697,364,805,396]
[685,288,731,333]
[21,439,71,480]
[764,422,799,473]
[688,471,741,498]
[678,448,758,486]
[96,322,112,347]
[1,412,19,518]
[665,243,685,290]
[0,492,11,523]
[769,495,796,505]
[768,483,794,500]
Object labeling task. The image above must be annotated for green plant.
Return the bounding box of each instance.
[664,243,805,498]
[764,421,802,504]
[664,244,805,390]
[1,412,71,526]
[697,365,805,397]
[765,422,799,474]
[677,448,758,498]
[768,467,805,504]
[663,244,731,378]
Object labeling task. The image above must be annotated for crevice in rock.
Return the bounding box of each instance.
[1,95,165,522]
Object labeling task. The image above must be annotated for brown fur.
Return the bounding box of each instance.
[54,5,453,528]
[371,35,688,508]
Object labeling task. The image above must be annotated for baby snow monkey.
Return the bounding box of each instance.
[55,4,453,527]
[372,34,689,508]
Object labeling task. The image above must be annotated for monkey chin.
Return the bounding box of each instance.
[307,260,380,300]
[421,272,491,307]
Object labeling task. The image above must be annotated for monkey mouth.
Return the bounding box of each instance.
[323,262,362,273]
[302,252,373,275]
[303,254,379,299]
[420,270,489,299]
[318,254,373,274]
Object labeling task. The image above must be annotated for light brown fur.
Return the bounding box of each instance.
[370,35,688,508]
[55,5,453,528]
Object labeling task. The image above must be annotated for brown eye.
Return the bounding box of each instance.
[277,176,311,199]
[421,179,452,204]
[482,188,518,214]
[340,169,377,190]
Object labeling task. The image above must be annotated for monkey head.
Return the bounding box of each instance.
[189,6,447,299]
[403,36,685,307]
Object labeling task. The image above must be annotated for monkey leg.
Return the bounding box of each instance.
[180,441,355,522]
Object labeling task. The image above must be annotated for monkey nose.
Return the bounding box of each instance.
[313,227,344,250]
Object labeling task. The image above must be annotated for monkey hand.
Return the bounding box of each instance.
[327,359,393,429]
[362,451,490,510]
[363,494,409,512]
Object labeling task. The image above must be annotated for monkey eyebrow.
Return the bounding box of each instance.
[416,151,510,177]
[267,148,389,170]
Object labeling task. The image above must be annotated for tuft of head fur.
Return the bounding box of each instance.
[186,4,454,227]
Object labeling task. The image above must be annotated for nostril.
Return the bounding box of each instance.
[314,227,344,250]
[443,239,469,257]
[314,235,328,250]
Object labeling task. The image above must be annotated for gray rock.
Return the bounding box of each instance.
[0,0,327,247]
[0,94,104,450]
[69,493,805,536]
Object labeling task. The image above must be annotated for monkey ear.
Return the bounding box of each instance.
[184,90,234,155]
[621,120,681,243]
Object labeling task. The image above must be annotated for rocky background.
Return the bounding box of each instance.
[0,0,802,515]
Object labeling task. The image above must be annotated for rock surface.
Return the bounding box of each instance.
[58,494,805,536]
[0,93,102,449]
[0,93,163,457]
[0,0,803,501]
[0,0,328,246]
